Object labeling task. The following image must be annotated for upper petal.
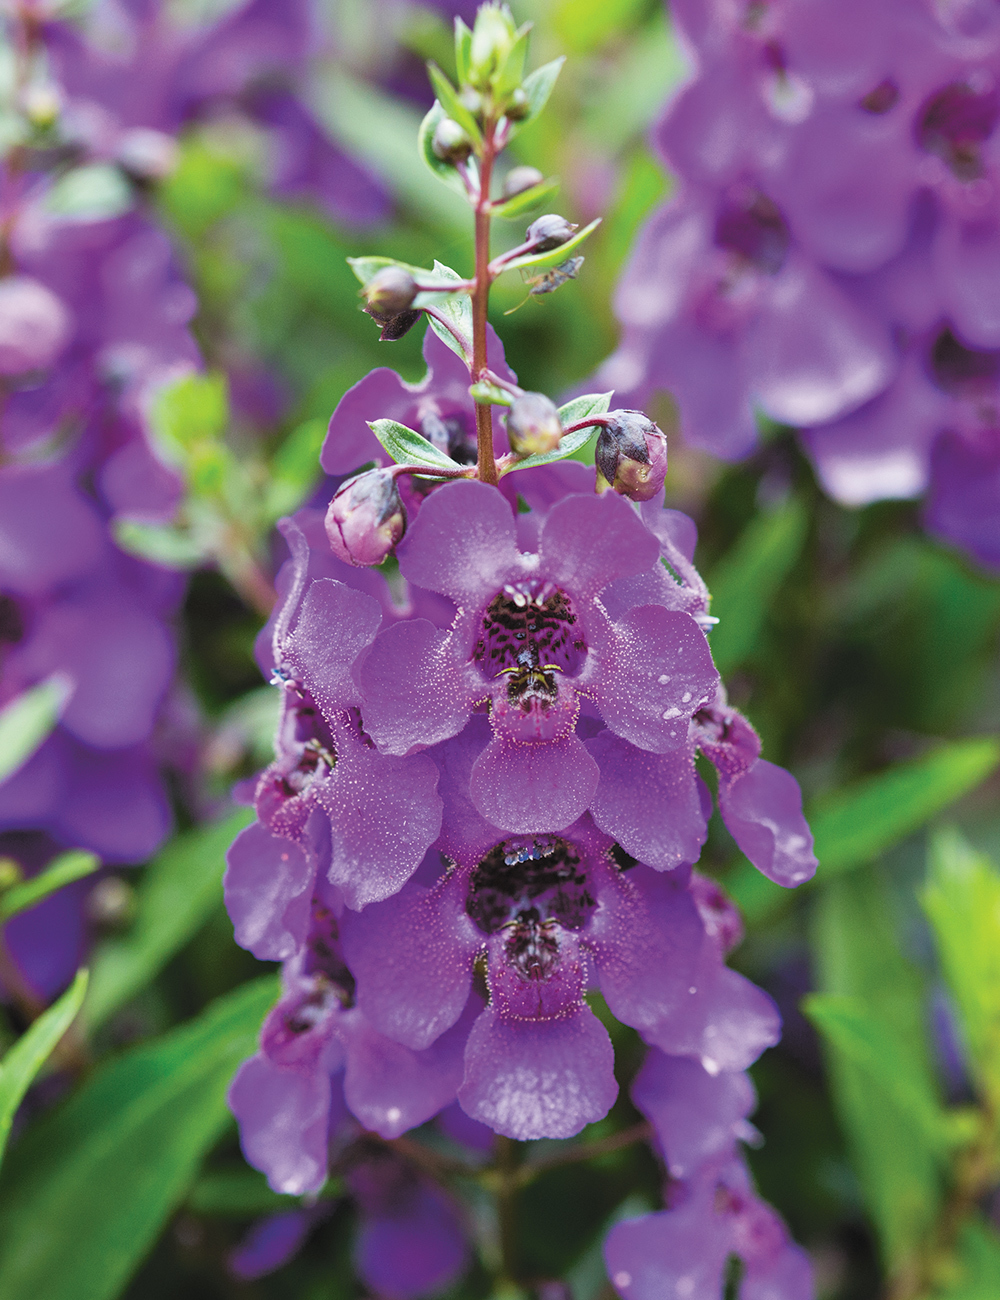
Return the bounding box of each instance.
[283,578,382,712]
[396,480,519,606]
[539,492,661,602]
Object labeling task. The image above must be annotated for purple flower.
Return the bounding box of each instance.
[0,276,72,375]
[229,1207,327,1281]
[358,480,718,834]
[225,518,442,918]
[604,1153,813,1300]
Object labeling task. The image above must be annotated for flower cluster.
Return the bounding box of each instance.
[602,0,1000,569]
[225,8,817,1293]
[0,0,384,1008]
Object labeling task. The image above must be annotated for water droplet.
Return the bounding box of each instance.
[658,673,671,684]
[613,1273,632,1290]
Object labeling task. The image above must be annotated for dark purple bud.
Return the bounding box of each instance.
[504,87,530,120]
[325,469,406,567]
[376,309,422,342]
[506,392,562,455]
[364,267,417,317]
[502,165,544,199]
[431,117,473,162]
[594,409,668,502]
[525,213,578,252]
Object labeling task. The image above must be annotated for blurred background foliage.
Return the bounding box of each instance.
[2,0,1000,1297]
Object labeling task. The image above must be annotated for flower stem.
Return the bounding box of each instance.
[494,1134,520,1282]
[473,123,498,487]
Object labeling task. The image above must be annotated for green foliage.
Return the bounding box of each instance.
[423,261,475,360]
[706,497,809,677]
[0,676,70,785]
[933,1218,1000,1298]
[810,871,944,1269]
[0,970,88,1170]
[0,977,277,1300]
[500,216,602,272]
[501,391,612,473]
[924,829,1000,1113]
[418,99,474,197]
[0,851,99,922]
[491,175,560,219]
[426,63,484,146]
[82,809,254,1035]
[368,418,464,473]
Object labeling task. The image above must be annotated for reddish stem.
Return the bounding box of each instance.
[473,124,498,486]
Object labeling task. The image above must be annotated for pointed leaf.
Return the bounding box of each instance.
[422,262,474,362]
[0,675,70,786]
[418,100,474,198]
[82,809,254,1034]
[0,851,100,923]
[454,17,473,84]
[368,419,463,473]
[507,56,565,134]
[924,828,1000,1113]
[494,25,531,99]
[0,969,88,1170]
[491,176,560,219]
[500,217,601,272]
[0,978,277,1300]
[426,63,483,146]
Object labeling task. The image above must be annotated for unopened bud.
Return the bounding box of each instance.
[469,2,519,88]
[502,165,544,199]
[325,469,406,567]
[0,276,72,376]
[363,266,418,318]
[595,410,668,502]
[432,117,473,162]
[459,87,484,117]
[525,213,577,252]
[504,87,530,120]
[507,392,562,455]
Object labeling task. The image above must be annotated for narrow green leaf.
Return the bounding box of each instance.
[187,1169,298,1217]
[368,419,462,473]
[82,808,254,1034]
[500,216,601,272]
[934,1217,1000,1299]
[346,255,463,291]
[706,497,809,676]
[113,519,208,570]
[417,100,473,198]
[0,977,277,1300]
[0,969,88,1170]
[727,737,1000,923]
[426,63,483,146]
[454,17,473,84]
[1,851,100,922]
[924,828,1000,1113]
[420,261,474,361]
[501,392,612,475]
[812,871,943,1268]
[494,26,531,99]
[491,176,560,219]
[265,416,326,521]
[0,676,70,786]
[510,56,565,133]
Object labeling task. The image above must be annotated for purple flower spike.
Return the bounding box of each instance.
[632,1050,757,1179]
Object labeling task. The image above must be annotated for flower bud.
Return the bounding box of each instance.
[0,276,72,375]
[363,267,418,318]
[469,2,519,88]
[506,392,562,456]
[594,410,668,502]
[431,116,473,163]
[325,469,406,567]
[504,87,530,120]
[502,165,544,199]
[459,87,484,117]
[525,213,578,252]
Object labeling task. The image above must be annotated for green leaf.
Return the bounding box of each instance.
[265,416,327,521]
[500,217,602,273]
[421,261,474,360]
[346,255,462,291]
[112,519,208,570]
[0,977,277,1300]
[811,871,943,1269]
[368,419,462,474]
[417,99,473,198]
[491,175,560,219]
[501,392,612,475]
[509,57,565,134]
[187,1168,299,1217]
[924,828,1000,1113]
[470,381,513,406]
[148,371,229,472]
[706,497,809,676]
[426,63,483,146]
[934,1217,1000,1299]
[81,808,254,1035]
[494,25,531,100]
[0,970,88,1170]
[0,851,100,922]
[552,0,650,53]
[0,675,70,786]
[454,17,473,84]
[727,737,1000,922]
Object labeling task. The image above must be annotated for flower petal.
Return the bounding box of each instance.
[224,821,316,961]
[470,732,599,834]
[717,759,817,887]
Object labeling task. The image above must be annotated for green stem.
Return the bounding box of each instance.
[495,1134,520,1283]
[473,123,498,486]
